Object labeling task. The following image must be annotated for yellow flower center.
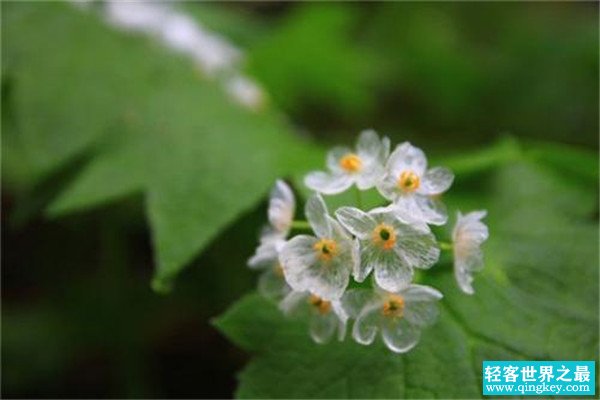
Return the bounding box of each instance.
[397,170,420,192]
[339,153,363,173]
[313,238,338,262]
[309,294,332,314]
[372,223,396,250]
[382,294,405,318]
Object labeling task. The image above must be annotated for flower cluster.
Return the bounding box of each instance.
[248,130,489,353]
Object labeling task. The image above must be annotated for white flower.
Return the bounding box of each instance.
[247,229,290,300]
[280,194,359,300]
[452,211,489,295]
[248,180,295,266]
[248,228,284,268]
[280,290,348,344]
[267,179,296,235]
[377,142,453,225]
[344,285,443,353]
[335,207,440,292]
[304,130,390,195]
[247,180,295,299]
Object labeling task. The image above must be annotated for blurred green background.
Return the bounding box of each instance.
[2,1,598,398]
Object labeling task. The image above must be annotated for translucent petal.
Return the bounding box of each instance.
[452,216,488,272]
[386,142,427,176]
[381,136,391,159]
[352,302,382,345]
[335,207,377,239]
[309,265,350,301]
[374,208,429,232]
[279,235,318,293]
[342,289,376,318]
[356,162,385,190]
[388,194,434,226]
[281,219,353,300]
[351,237,361,279]
[318,255,352,301]
[289,254,351,301]
[393,222,440,270]
[309,312,338,344]
[331,300,348,341]
[381,317,421,353]
[404,302,439,327]
[416,195,448,225]
[304,194,331,237]
[326,146,353,173]
[332,300,349,325]
[395,195,448,226]
[258,267,290,301]
[336,318,348,341]
[466,246,485,271]
[356,129,384,161]
[304,171,354,195]
[452,211,489,294]
[330,237,363,283]
[401,284,443,302]
[268,180,296,233]
[247,231,285,269]
[328,216,361,287]
[404,301,440,327]
[248,242,277,269]
[279,291,308,315]
[418,167,454,195]
[401,284,442,327]
[332,301,349,341]
[328,215,351,240]
[453,210,489,245]
[376,172,399,201]
[372,247,413,292]
[351,240,375,282]
[328,216,359,257]
[454,261,476,295]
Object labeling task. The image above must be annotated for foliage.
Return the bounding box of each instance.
[2,1,597,398]
[215,144,598,398]
[2,2,321,290]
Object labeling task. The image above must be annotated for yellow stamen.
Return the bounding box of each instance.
[309,294,332,314]
[339,153,363,173]
[372,223,396,250]
[397,170,420,192]
[382,294,405,318]
[313,238,338,262]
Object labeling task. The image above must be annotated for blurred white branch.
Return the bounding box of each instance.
[71,0,266,111]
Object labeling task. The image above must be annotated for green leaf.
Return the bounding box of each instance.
[526,140,599,184]
[3,3,322,289]
[216,153,598,398]
[2,3,152,187]
[138,82,321,285]
[215,294,482,399]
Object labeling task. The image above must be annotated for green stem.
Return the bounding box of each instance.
[439,241,453,251]
[354,187,364,209]
[291,220,312,230]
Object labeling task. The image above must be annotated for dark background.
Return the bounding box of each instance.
[2,1,598,398]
